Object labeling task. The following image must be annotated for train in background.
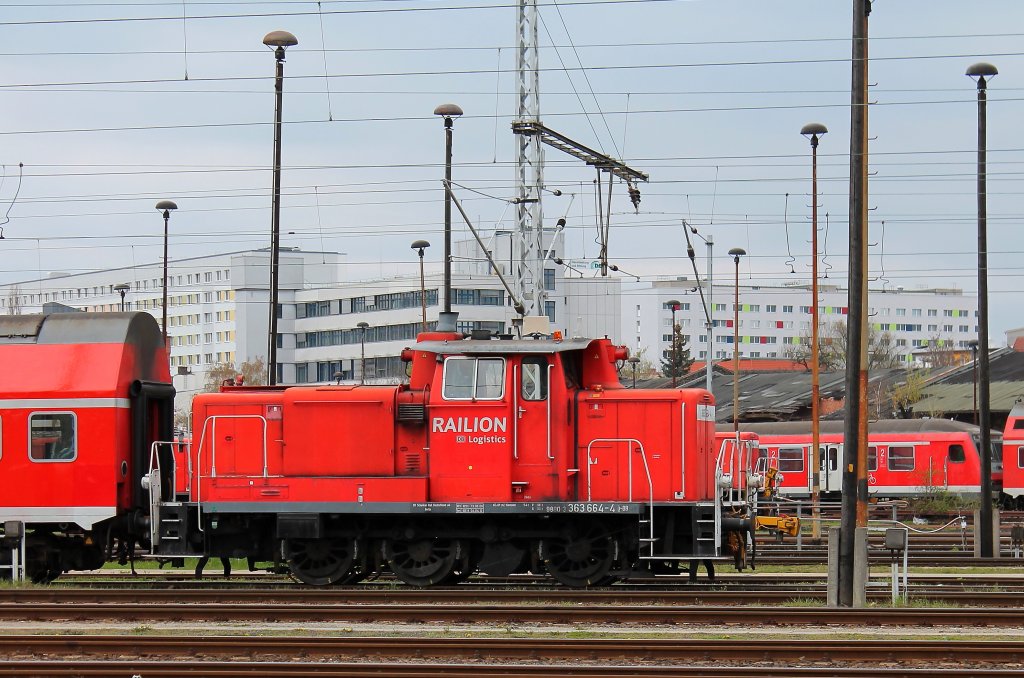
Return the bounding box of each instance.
[1001,402,1024,508]
[0,311,774,586]
[728,419,1002,502]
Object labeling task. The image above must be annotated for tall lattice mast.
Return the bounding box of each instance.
[515,0,545,317]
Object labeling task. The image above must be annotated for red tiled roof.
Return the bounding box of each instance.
[689,358,807,374]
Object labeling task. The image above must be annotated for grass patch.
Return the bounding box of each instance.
[906,490,980,517]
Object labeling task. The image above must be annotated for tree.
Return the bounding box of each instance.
[660,324,695,379]
[6,285,22,315]
[920,333,960,369]
[889,369,928,418]
[203,357,267,392]
[783,319,902,371]
[629,346,658,380]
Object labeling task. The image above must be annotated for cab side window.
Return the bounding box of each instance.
[442,357,506,400]
[30,412,77,462]
[948,444,966,464]
[521,357,548,401]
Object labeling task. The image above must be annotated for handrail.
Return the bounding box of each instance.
[512,364,519,460]
[546,363,554,461]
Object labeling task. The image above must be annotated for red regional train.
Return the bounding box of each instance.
[732,419,1002,500]
[0,311,764,586]
[1001,402,1024,507]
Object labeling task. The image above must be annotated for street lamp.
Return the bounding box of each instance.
[357,321,369,385]
[434,103,463,314]
[665,299,681,388]
[728,248,746,435]
[264,29,298,387]
[628,356,640,388]
[967,61,997,557]
[968,339,979,426]
[802,121,827,541]
[411,239,431,332]
[154,200,177,346]
[114,283,130,312]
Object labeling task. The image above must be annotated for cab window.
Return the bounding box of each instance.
[1017,446,1024,469]
[442,357,506,400]
[948,444,966,464]
[888,445,915,471]
[29,412,77,462]
[521,357,548,401]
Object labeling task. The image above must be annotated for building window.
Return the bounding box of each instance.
[545,300,556,323]
[543,269,556,291]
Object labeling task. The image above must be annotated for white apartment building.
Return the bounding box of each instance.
[625,278,979,368]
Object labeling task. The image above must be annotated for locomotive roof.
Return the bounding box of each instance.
[412,337,596,355]
[732,418,987,436]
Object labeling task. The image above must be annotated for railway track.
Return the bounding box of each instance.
[1,662,1020,677]
[2,636,1023,664]
[3,601,1024,625]
[1,637,1022,677]
[3,586,1023,606]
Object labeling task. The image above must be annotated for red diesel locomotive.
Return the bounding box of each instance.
[1,312,756,586]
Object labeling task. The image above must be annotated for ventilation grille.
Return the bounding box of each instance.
[397,403,426,423]
[401,451,424,475]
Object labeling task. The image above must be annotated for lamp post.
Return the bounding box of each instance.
[434,103,463,314]
[114,283,130,312]
[628,356,640,388]
[263,29,298,387]
[411,240,431,332]
[728,248,746,435]
[154,200,177,346]
[665,299,681,388]
[801,122,827,541]
[967,61,997,557]
[357,321,369,385]
[968,339,979,426]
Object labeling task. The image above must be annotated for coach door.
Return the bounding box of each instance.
[819,444,842,493]
[512,355,560,499]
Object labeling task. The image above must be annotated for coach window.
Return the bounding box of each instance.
[442,357,506,400]
[777,446,804,473]
[521,357,548,401]
[867,446,877,472]
[29,412,77,462]
[948,444,966,464]
[888,445,915,471]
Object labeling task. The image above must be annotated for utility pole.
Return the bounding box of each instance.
[840,0,871,608]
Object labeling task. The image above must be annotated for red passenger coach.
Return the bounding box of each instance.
[149,318,752,587]
[0,313,173,581]
[1002,402,1024,506]
[738,419,996,500]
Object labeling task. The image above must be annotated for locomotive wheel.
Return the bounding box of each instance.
[441,540,483,584]
[384,537,463,587]
[540,521,615,588]
[284,537,357,586]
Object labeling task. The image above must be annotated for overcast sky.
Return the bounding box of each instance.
[0,0,1020,338]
